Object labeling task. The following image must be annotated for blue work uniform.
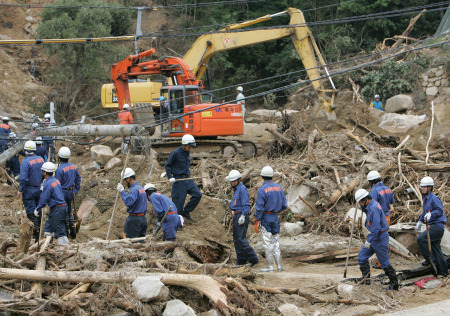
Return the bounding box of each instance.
[37,177,68,238]
[35,145,48,162]
[417,192,448,276]
[55,162,81,228]
[255,181,287,234]
[165,146,202,216]
[42,136,55,160]
[149,193,180,241]
[0,138,7,153]
[0,123,11,135]
[372,100,383,111]
[370,182,394,216]
[6,155,20,185]
[121,182,148,238]
[230,182,258,265]
[358,200,391,269]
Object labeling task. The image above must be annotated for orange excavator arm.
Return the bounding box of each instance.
[111,48,201,110]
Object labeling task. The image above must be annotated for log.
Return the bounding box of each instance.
[199,159,213,192]
[405,148,425,161]
[265,127,295,148]
[61,283,91,300]
[14,219,33,257]
[344,130,369,152]
[0,268,233,313]
[241,167,254,182]
[318,176,360,208]
[285,247,360,263]
[347,118,382,143]
[391,10,425,49]
[405,162,450,172]
[307,129,318,161]
[30,235,52,298]
[0,238,17,256]
[392,135,410,153]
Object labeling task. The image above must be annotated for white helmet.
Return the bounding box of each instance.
[355,188,369,203]
[144,183,157,193]
[32,123,39,129]
[226,170,241,182]
[44,113,51,119]
[181,134,196,147]
[58,146,71,159]
[261,166,274,177]
[420,176,434,187]
[2,116,10,121]
[123,104,130,110]
[375,94,380,99]
[35,137,43,145]
[367,170,381,181]
[122,167,135,179]
[24,140,36,151]
[41,162,56,173]
[237,86,243,92]
[9,132,17,138]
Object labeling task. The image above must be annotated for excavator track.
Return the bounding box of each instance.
[133,137,261,163]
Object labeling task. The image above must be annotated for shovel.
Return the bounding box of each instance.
[75,196,98,233]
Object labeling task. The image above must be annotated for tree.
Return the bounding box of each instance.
[36,0,132,120]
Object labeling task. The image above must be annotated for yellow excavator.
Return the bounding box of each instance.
[101,7,337,124]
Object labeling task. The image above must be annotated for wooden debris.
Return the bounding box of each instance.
[285,247,360,263]
[265,127,295,148]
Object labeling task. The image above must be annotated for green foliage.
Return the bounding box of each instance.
[360,60,419,102]
[36,0,132,120]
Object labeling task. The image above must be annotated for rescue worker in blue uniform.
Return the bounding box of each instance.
[43,136,54,161]
[117,168,148,239]
[55,147,81,239]
[367,170,395,269]
[37,162,70,245]
[5,133,20,185]
[254,166,287,272]
[371,94,383,111]
[226,170,258,266]
[355,188,398,290]
[165,134,202,222]
[19,140,45,242]
[35,137,48,161]
[0,116,11,135]
[415,176,448,277]
[144,183,181,241]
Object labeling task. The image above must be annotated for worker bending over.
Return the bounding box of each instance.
[165,134,202,222]
[117,168,148,239]
[355,189,398,290]
[118,104,133,154]
[255,166,287,272]
[415,176,448,277]
[37,162,70,245]
[0,116,11,135]
[226,169,258,267]
[19,141,44,242]
[55,147,81,239]
[144,183,182,241]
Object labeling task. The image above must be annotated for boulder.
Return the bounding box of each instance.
[385,95,414,113]
[282,222,304,237]
[254,233,362,258]
[91,145,114,166]
[394,232,420,255]
[105,157,122,170]
[278,303,304,316]
[378,113,427,133]
[286,184,316,216]
[440,229,450,256]
[425,86,439,97]
[336,284,354,296]
[132,276,169,302]
[163,299,196,316]
[83,161,101,171]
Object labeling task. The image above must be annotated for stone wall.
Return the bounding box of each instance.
[420,65,449,100]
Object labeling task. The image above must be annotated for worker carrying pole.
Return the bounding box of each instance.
[118,103,133,154]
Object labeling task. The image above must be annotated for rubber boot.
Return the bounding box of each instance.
[384,265,399,290]
[274,253,284,272]
[260,252,274,272]
[57,236,69,245]
[359,262,371,285]
[69,226,77,239]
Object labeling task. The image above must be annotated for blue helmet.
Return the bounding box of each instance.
[158,96,166,101]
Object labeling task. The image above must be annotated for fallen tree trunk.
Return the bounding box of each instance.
[265,127,295,148]
[318,176,360,208]
[0,268,233,313]
[30,235,52,298]
[285,247,360,263]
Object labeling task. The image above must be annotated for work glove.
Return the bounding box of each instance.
[179,215,184,227]
[169,177,176,184]
[254,220,260,234]
[424,212,431,222]
[364,241,371,249]
[116,183,124,192]
[14,175,20,181]
[225,199,231,204]
[238,215,245,226]
[154,221,161,231]
[415,221,423,232]
[34,209,39,217]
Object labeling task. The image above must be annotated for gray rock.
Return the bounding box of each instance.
[394,233,420,255]
[435,80,441,87]
[385,94,414,113]
[378,113,427,133]
[105,157,122,170]
[441,78,449,86]
[25,16,38,23]
[112,147,122,156]
[132,276,169,302]
[435,69,445,77]
[163,299,196,316]
[425,86,439,96]
[282,222,304,237]
[421,80,428,87]
[91,145,114,166]
[83,161,101,171]
[430,67,438,74]
[336,284,354,295]
[287,184,315,216]
[89,179,98,188]
[428,76,440,83]
[278,303,304,316]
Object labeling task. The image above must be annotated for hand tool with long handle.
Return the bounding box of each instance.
[106,146,131,240]
[151,177,202,184]
[425,216,438,275]
[153,206,172,236]
[344,202,359,278]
